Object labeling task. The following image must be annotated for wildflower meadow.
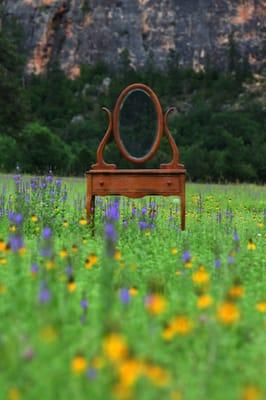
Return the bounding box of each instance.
[0,172,265,400]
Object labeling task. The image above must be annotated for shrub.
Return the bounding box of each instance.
[19,123,73,174]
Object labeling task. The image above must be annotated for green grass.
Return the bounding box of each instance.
[0,175,265,400]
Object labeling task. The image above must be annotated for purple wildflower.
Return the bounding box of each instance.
[66,265,73,277]
[214,259,221,268]
[30,179,38,191]
[55,179,62,187]
[46,173,53,183]
[31,263,39,274]
[119,288,130,304]
[42,227,52,240]
[39,282,51,304]
[141,207,147,215]
[182,250,191,263]
[105,202,120,221]
[14,214,23,225]
[40,247,53,258]
[233,230,239,242]
[139,221,148,230]
[105,223,117,241]
[9,235,24,252]
[80,299,89,310]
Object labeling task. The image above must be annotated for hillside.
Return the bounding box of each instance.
[1,0,265,77]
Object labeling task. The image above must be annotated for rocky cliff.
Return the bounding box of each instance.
[1,0,265,78]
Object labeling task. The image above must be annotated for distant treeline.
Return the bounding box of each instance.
[0,18,265,182]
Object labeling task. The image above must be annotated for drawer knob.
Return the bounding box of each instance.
[167,180,172,185]
[99,180,104,186]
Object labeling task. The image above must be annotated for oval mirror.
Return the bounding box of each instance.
[113,84,163,164]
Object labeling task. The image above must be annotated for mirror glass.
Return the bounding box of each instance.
[119,89,157,158]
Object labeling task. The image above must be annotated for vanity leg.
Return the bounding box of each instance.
[180,176,186,231]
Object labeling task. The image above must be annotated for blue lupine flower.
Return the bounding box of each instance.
[182,250,191,263]
[105,223,117,241]
[80,299,89,310]
[119,288,130,304]
[39,282,51,304]
[42,227,52,240]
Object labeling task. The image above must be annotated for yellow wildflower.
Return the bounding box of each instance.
[171,247,178,255]
[129,287,138,296]
[0,283,6,294]
[247,239,256,251]
[85,253,98,269]
[79,217,87,226]
[256,302,266,313]
[0,239,6,252]
[39,325,58,343]
[242,385,262,400]
[71,355,87,374]
[67,280,77,293]
[175,270,182,276]
[217,302,240,325]
[144,364,169,387]
[197,294,213,309]
[192,265,209,285]
[163,316,193,340]
[145,294,166,315]
[0,257,7,266]
[118,358,143,387]
[59,248,68,258]
[9,225,16,233]
[45,260,55,270]
[8,388,20,400]
[63,220,69,228]
[184,261,192,269]
[114,250,122,261]
[18,247,26,256]
[31,214,38,222]
[162,324,176,341]
[172,316,193,335]
[103,333,128,363]
[228,285,244,299]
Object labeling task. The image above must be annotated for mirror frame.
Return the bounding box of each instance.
[113,83,164,164]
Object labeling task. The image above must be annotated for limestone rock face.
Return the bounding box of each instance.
[2,0,265,77]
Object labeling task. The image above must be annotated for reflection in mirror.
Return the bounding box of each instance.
[119,89,157,159]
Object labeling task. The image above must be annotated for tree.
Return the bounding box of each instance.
[0,14,28,135]
[19,123,73,174]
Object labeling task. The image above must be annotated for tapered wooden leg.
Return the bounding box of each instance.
[86,173,95,232]
[86,194,95,235]
[180,175,186,231]
[86,194,93,223]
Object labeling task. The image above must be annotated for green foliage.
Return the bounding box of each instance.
[0,18,28,134]
[0,19,264,181]
[19,123,73,174]
[0,134,18,171]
